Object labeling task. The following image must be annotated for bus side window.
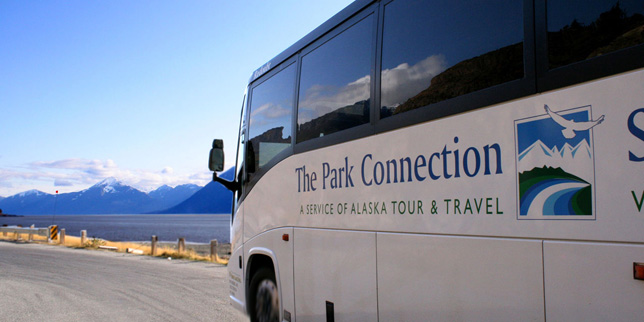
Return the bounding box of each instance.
[247,63,296,178]
[547,0,644,70]
[296,14,374,143]
[380,0,524,118]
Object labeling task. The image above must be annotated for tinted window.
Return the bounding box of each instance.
[548,0,644,69]
[247,64,296,174]
[380,0,524,118]
[297,15,373,143]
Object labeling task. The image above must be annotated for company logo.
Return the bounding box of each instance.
[252,62,272,81]
[514,105,604,220]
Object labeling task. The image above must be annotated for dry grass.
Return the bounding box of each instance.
[0,232,229,265]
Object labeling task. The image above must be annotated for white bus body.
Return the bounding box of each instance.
[229,69,644,321]
[214,0,644,321]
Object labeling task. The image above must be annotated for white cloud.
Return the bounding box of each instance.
[54,179,74,187]
[31,159,120,181]
[0,158,212,196]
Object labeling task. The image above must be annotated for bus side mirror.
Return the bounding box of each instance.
[208,139,240,192]
[209,139,224,172]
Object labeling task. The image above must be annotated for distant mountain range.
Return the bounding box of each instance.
[0,168,234,215]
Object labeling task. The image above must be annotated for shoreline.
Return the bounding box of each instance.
[0,232,230,264]
[0,213,230,244]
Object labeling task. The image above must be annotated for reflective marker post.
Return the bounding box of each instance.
[49,225,58,242]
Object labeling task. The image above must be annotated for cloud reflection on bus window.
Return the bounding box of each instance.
[381,55,448,111]
[297,75,370,124]
[248,63,296,173]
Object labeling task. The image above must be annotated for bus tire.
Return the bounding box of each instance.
[249,267,279,322]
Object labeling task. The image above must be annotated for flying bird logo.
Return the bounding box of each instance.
[515,104,601,220]
[544,104,605,139]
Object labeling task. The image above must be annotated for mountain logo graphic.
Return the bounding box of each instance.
[514,105,604,220]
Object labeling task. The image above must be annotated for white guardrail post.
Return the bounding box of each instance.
[59,228,65,245]
[178,237,186,254]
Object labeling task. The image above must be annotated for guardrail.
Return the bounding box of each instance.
[1,226,230,263]
[0,225,50,241]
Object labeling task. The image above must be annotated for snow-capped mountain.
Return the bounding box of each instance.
[63,178,153,214]
[157,168,234,214]
[91,177,125,194]
[149,184,173,196]
[77,177,141,196]
[0,190,56,215]
[148,184,201,210]
[0,174,231,215]
[518,139,594,182]
[17,189,48,198]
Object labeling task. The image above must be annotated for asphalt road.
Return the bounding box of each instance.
[0,241,247,322]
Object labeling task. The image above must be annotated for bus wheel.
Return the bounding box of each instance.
[250,267,279,322]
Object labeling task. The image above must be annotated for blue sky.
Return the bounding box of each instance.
[0,0,354,197]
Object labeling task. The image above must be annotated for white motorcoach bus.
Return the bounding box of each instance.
[209,0,644,320]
